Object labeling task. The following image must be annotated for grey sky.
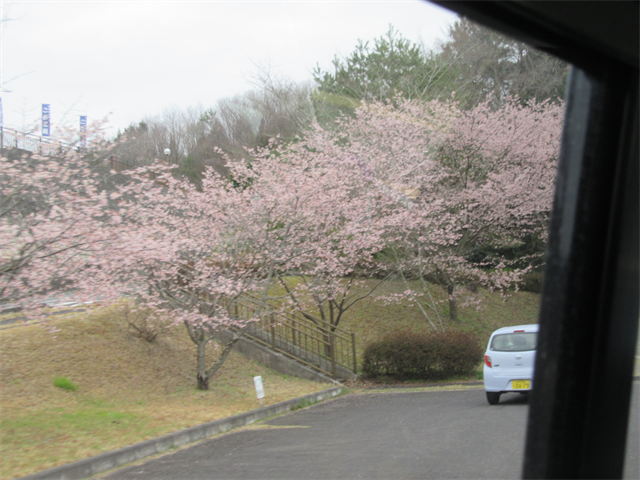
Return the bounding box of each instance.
[1,1,458,138]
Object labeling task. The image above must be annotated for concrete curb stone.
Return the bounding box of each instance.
[19,386,343,480]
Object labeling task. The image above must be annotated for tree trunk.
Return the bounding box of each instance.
[196,337,209,390]
[197,372,209,390]
[323,332,332,358]
[202,324,253,388]
[447,284,458,322]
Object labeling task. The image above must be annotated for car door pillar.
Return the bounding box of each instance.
[523,65,639,479]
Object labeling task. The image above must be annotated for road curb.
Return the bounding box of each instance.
[19,386,343,480]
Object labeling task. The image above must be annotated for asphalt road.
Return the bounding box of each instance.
[101,385,639,480]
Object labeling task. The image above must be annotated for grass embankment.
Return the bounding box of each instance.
[0,306,327,480]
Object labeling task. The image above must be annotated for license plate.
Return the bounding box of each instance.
[512,380,530,390]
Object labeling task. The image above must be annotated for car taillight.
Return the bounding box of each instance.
[484,354,492,368]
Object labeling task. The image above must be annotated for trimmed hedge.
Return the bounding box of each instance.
[362,330,483,380]
[521,270,544,293]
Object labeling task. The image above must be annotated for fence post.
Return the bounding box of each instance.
[330,333,336,379]
[351,332,357,375]
[270,313,276,349]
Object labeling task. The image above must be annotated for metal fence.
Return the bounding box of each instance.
[222,293,357,380]
[0,127,72,156]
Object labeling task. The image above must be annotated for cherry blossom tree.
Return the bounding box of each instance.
[0,148,119,312]
[1,146,269,390]
[221,138,399,336]
[96,165,276,390]
[335,97,564,323]
[422,98,562,321]
[97,138,401,388]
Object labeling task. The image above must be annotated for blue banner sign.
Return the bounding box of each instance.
[80,115,87,147]
[42,104,51,137]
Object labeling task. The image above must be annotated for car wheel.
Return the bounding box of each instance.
[486,392,501,405]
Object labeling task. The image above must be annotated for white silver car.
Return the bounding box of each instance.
[483,324,538,405]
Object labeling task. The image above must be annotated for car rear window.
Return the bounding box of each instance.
[490,332,537,352]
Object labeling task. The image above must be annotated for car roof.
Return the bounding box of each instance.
[491,324,539,336]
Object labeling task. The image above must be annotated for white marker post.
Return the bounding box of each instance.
[253,376,265,406]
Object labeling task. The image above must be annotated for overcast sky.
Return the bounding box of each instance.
[1,1,458,138]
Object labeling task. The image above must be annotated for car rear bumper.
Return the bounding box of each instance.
[484,370,534,392]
